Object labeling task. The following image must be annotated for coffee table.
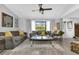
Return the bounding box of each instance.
[30,35,54,47]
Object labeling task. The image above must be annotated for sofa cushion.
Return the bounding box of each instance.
[19,31,24,36]
[0,32,5,36]
[5,32,12,37]
[10,31,19,36]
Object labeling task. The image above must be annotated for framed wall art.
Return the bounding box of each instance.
[2,13,13,27]
[67,21,72,29]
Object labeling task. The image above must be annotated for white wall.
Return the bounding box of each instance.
[18,18,26,32]
[26,20,31,33]
[18,18,31,33]
[0,5,18,32]
[62,18,75,38]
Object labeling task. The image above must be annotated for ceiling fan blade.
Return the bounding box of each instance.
[43,8,52,10]
[32,9,39,12]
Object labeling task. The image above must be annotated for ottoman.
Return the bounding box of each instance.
[71,41,79,54]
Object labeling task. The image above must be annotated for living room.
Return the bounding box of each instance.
[0,4,79,55]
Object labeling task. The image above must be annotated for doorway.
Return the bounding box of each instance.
[75,23,79,37]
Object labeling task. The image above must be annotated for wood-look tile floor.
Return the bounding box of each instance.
[0,39,77,55]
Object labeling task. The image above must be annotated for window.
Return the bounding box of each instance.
[31,20,50,31]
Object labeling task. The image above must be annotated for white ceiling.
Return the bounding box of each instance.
[4,4,79,19]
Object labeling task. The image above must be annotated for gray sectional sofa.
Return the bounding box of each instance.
[0,31,27,50]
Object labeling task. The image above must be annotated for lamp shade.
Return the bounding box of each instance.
[53,26,58,32]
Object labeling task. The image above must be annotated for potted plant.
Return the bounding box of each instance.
[59,31,64,36]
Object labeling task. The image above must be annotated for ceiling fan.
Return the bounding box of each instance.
[32,4,52,14]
